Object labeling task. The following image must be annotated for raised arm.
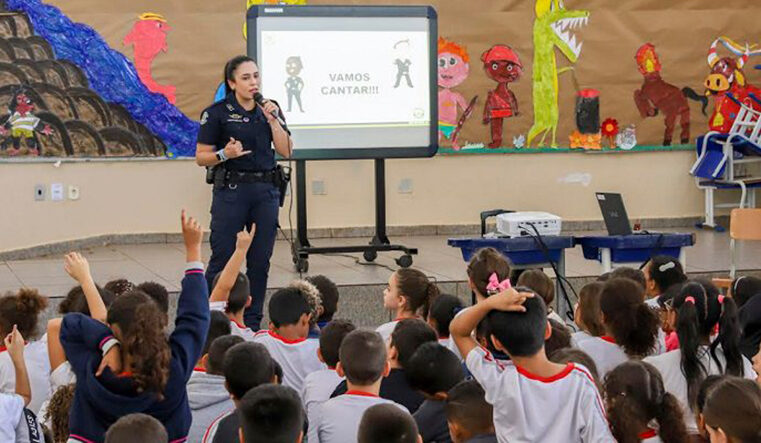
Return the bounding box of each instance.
[46,318,66,371]
[5,326,31,406]
[64,252,107,322]
[209,225,254,303]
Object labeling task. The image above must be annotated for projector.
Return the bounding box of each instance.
[496,212,563,238]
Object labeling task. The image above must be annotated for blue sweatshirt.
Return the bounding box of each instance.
[61,264,210,443]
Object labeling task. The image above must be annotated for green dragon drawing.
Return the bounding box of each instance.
[528,0,589,148]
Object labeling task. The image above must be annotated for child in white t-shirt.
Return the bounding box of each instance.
[377,268,440,342]
[570,282,605,347]
[0,326,33,442]
[450,287,613,443]
[427,294,464,360]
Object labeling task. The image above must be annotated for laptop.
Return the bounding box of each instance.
[595,192,633,236]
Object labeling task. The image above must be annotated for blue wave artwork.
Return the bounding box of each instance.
[7,0,199,157]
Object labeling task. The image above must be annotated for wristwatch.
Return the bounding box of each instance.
[215,149,228,162]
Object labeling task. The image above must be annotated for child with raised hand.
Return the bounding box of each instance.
[445,380,497,443]
[0,326,34,441]
[450,287,613,442]
[377,268,440,341]
[0,287,49,414]
[644,280,757,436]
[60,210,211,443]
[359,403,422,443]
[702,376,761,443]
[577,278,660,377]
[603,360,689,443]
[302,319,355,431]
[209,225,256,340]
[309,329,408,443]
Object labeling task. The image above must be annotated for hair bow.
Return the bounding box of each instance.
[486,272,511,295]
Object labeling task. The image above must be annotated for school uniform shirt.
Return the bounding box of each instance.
[308,391,408,443]
[37,361,76,430]
[201,409,236,443]
[252,330,325,395]
[644,345,757,434]
[187,368,234,443]
[639,428,662,443]
[302,368,343,434]
[376,319,401,342]
[209,301,256,341]
[438,337,462,361]
[548,310,564,325]
[332,368,426,413]
[0,393,23,442]
[570,331,594,348]
[0,339,51,414]
[413,399,451,443]
[575,336,628,379]
[466,346,613,443]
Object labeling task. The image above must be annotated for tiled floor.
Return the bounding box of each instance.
[3,227,761,297]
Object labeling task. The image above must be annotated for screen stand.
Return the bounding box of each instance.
[290,158,417,273]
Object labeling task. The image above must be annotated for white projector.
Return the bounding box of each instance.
[496,212,563,238]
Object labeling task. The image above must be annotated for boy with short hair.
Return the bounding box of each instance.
[302,319,355,429]
[104,413,168,443]
[406,342,464,443]
[253,287,324,394]
[238,384,305,443]
[309,330,408,443]
[202,342,277,443]
[450,289,613,442]
[445,380,497,443]
[305,274,340,329]
[358,403,422,443]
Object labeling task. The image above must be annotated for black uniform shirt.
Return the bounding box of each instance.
[197,92,289,172]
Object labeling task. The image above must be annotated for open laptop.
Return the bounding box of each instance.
[595,192,633,235]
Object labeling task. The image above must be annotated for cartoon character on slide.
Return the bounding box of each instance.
[0,91,52,156]
[438,38,475,150]
[393,39,413,88]
[482,45,522,149]
[528,0,589,148]
[123,13,177,104]
[285,56,305,112]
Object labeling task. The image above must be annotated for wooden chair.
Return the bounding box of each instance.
[714,209,761,292]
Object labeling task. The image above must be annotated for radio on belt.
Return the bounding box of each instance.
[496,212,562,238]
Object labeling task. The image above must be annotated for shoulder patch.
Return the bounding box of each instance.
[200,111,209,125]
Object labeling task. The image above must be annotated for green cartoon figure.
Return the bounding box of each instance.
[528,0,589,148]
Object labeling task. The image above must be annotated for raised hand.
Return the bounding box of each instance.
[236,224,256,252]
[485,287,534,313]
[4,325,25,363]
[181,209,203,262]
[223,137,251,159]
[64,252,92,283]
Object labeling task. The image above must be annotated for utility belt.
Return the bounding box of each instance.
[206,164,290,207]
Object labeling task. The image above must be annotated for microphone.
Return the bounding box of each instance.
[254,93,286,126]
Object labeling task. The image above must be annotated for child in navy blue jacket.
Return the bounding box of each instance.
[61,210,210,443]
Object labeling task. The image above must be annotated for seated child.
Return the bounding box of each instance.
[303,319,355,430]
[571,282,605,346]
[209,228,256,340]
[135,281,170,319]
[406,342,465,443]
[104,413,167,443]
[306,274,340,329]
[609,266,646,290]
[545,319,572,357]
[643,255,687,307]
[188,334,242,443]
[377,268,440,341]
[1,325,39,442]
[445,380,497,443]
[603,360,689,442]
[203,341,277,443]
[253,286,325,394]
[548,348,601,390]
[517,269,561,323]
[104,279,134,297]
[577,278,660,377]
[693,374,722,442]
[238,384,305,443]
[358,403,421,443]
[466,248,511,304]
[702,376,761,443]
[428,294,464,358]
[450,288,613,442]
[309,330,408,443]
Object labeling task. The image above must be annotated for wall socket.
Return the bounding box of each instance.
[68,185,80,200]
[398,178,413,194]
[34,184,45,201]
[50,183,64,201]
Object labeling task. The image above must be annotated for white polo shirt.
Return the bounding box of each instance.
[308,391,409,443]
[209,301,256,341]
[0,341,50,414]
[644,345,757,434]
[252,331,325,395]
[376,320,401,342]
[302,368,343,436]
[466,346,613,443]
[575,336,628,379]
[0,393,23,442]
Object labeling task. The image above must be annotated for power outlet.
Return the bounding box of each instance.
[311,180,326,195]
[34,184,45,201]
[398,178,413,194]
[50,183,64,201]
[68,185,80,200]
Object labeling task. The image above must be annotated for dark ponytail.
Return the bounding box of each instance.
[600,278,659,357]
[395,268,439,318]
[106,291,170,399]
[466,247,511,299]
[0,288,48,338]
[224,55,256,96]
[711,294,744,379]
[655,393,690,443]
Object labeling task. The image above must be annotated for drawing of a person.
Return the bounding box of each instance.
[285,56,304,112]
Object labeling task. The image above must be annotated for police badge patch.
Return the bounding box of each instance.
[200,111,209,125]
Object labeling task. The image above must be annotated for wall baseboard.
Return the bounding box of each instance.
[0,215,723,261]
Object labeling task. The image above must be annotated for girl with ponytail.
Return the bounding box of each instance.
[644,280,756,436]
[376,268,440,341]
[60,210,211,443]
[604,360,689,443]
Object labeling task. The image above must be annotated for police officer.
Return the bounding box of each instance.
[196,55,292,329]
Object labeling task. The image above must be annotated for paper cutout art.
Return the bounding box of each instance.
[617,124,637,150]
[569,130,601,149]
[438,37,475,150]
[633,43,706,145]
[285,56,305,112]
[601,118,619,148]
[528,0,589,148]
[481,44,522,149]
[698,37,761,133]
[513,134,526,149]
[123,13,176,104]
[0,90,51,156]
[575,88,599,134]
[393,39,413,88]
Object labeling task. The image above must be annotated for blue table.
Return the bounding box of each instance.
[575,233,695,272]
[448,235,576,315]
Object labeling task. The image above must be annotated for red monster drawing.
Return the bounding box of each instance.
[123,13,176,104]
[0,91,52,156]
[481,45,522,149]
